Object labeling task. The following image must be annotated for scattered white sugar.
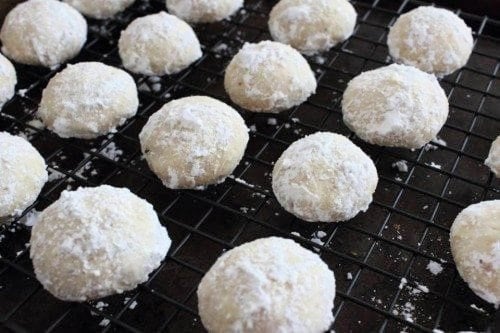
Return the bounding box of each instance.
[432,137,447,146]
[213,43,228,54]
[316,231,327,238]
[433,329,444,333]
[426,260,443,275]
[16,250,23,257]
[17,88,27,97]
[392,160,408,172]
[416,283,429,293]
[123,297,131,304]
[148,76,161,83]
[95,301,108,311]
[151,83,162,92]
[99,319,110,327]
[395,176,403,182]
[229,175,255,188]
[347,272,353,280]
[138,82,151,93]
[314,55,326,65]
[48,169,66,182]
[424,137,447,151]
[470,304,486,313]
[26,119,45,130]
[397,235,403,240]
[400,302,415,323]
[422,205,429,210]
[290,231,301,237]
[239,207,249,213]
[249,124,257,132]
[129,300,138,310]
[22,210,40,227]
[399,277,408,289]
[310,237,324,245]
[100,142,123,161]
[291,117,299,123]
[267,118,277,126]
[426,162,442,169]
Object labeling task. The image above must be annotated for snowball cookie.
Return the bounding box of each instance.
[485,136,500,178]
[342,64,449,149]
[139,96,249,189]
[272,132,378,222]
[0,132,47,218]
[38,62,138,139]
[450,200,500,307]
[166,0,243,23]
[30,185,171,301]
[198,237,335,333]
[119,12,202,76]
[0,0,87,68]
[0,53,17,107]
[225,41,316,113]
[63,0,136,19]
[269,0,357,55]
[387,6,473,76]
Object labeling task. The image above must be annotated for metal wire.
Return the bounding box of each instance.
[0,0,498,332]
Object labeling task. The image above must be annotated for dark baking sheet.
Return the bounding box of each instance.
[0,0,499,332]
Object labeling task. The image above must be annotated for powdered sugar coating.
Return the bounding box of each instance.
[450,200,500,307]
[272,132,378,222]
[38,62,139,139]
[139,96,249,189]
[269,0,357,55]
[30,185,171,301]
[225,41,317,113]
[166,0,243,23]
[63,0,136,19]
[0,53,16,107]
[0,0,87,67]
[197,237,336,332]
[387,6,473,76]
[119,12,202,76]
[485,136,500,178]
[342,64,449,149]
[0,132,48,218]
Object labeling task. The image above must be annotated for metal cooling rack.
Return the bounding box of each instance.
[0,0,499,332]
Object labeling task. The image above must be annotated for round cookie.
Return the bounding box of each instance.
[0,132,48,218]
[0,53,17,107]
[166,0,243,23]
[63,0,136,19]
[342,64,449,149]
[269,0,357,55]
[0,0,87,67]
[38,62,139,139]
[272,132,378,222]
[224,41,316,113]
[30,185,171,301]
[197,237,336,333]
[387,6,473,76]
[450,200,500,307]
[139,96,249,189]
[485,136,500,178]
[118,12,202,76]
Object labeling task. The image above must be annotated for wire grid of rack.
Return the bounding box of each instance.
[0,0,499,332]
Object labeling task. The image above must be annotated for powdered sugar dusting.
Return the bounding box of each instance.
[197,237,335,332]
[140,96,249,189]
[342,64,449,148]
[272,132,378,222]
[30,185,171,301]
